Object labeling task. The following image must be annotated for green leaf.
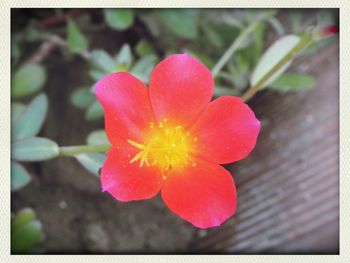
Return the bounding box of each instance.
[269,73,316,91]
[90,50,119,73]
[235,52,250,74]
[268,17,285,36]
[251,34,301,89]
[12,220,44,253]
[11,162,31,191]
[214,86,240,97]
[301,37,333,56]
[211,23,240,46]
[185,50,214,68]
[221,14,244,29]
[24,23,41,42]
[290,10,303,32]
[11,102,26,126]
[135,39,155,56]
[203,25,224,48]
[130,55,157,83]
[156,9,198,39]
[115,44,133,69]
[12,208,35,230]
[251,21,266,64]
[70,87,95,109]
[12,63,47,98]
[316,10,334,27]
[89,69,107,81]
[104,9,134,31]
[12,137,59,162]
[233,74,248,90]
[67,19,88,52]
[12,94,48,140]
[86,130,109,145]
[11,35,21,59]
[138,14,161,37]
[85,100,104,120]
[75,153,106,177]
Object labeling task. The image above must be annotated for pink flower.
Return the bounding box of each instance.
[95,54,260,229]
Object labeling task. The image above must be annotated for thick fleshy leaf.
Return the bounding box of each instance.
[185,50,214,68]
[12,137,59,161]
[135,39,155,56]
[67,19,88,52]
[12,220,44,253]
[130,54,157,83]
[156,9,197,39]
[24,23,40,42]
[149,54,214,127]
[251,35,300,89]
[11,102,26,126]
[90,49,119,73]
[70,87,95,109]
[86,130,109,145]
[76,153,106,177]
[268,17,285,36]
[104,9,134,31]
[203,25,224,48]
[12,63,47,98]
[115,44,133,69]
[89,69,107,82]
[138,14,161,37]
[290,10,302,32]
[12,208,35,230]
[161,159,236,229]
[190,96,260,164]
[12,94,48,140]
[11,35,21,59]
[95,72,155,145]
[251,21,266,63]
[11,208,44,254]
[101,145,162,201]
[85,99,104,120]
[11,161,31,191]
[269,73,316,91]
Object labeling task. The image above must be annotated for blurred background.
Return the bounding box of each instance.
[11,8,339,254]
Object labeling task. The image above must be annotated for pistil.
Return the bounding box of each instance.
[127,119,197,172]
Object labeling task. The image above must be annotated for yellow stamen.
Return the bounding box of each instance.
[127,120,195,172]
[129,151,144,164]
[127,139,146,150]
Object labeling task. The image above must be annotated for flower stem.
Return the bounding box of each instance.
[241,34,314,102]
[59,144,111,157]
[211,11,274,77]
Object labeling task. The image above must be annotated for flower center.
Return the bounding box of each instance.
[127,119,197,174]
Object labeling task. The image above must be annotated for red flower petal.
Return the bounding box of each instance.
[149,54,214,127]
[161,159,237,229]
[190,96,260,164]
[95,72,155,145]
[101,144,163,202]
